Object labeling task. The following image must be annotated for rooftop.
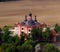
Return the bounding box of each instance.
[20,13,40,26]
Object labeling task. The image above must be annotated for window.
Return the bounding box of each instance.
[21,28,24,32]
[29,29,31,31]
[28,29,31,34]
[22,28,24,30]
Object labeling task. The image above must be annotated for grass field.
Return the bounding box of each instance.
[0,0,60,27]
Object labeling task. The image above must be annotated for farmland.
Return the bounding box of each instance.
[0,0,60,27]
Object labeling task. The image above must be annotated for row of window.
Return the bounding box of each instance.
[21,28,31,34]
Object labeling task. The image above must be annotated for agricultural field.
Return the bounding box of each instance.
[0,0,60,27]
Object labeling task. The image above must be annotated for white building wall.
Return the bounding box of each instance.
[9,27,19,36]
[14,27,19,35]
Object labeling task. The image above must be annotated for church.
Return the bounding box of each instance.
[9,13,58,42]
[13,13,47,37]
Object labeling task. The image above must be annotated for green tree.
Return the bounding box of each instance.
[0,28,3,44]
[43,44,59,52]
[17,40,33,52]
[7,35,20,45]
[31,28,38,40]
[54,24,60,33]
[19,32,25,45]
[31,28,42,41]
[7,36,14,44]
[17,46,22,52]
[0,43,12,52]
[12,36,20,45]
[42,27,51,41]
[1,44,9,50]
[2,26,11,43]
[38,28,42,42]
[5,46,17,52]
[21,39,33,52]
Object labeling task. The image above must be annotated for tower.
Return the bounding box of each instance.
[34,16,37,22]
[25,15,27,21]
[28,13,32,20]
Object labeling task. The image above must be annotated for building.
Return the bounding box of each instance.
[9,13,60,43]
[10,13,47,37]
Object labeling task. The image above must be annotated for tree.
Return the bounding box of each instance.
[21,39,33,52]
[54,24,60,33]
[0,43,13,52]
[17,46,22,52]
[0,28,3,44]
[38,28,42,42]
[12,36,20,45]
[31,28,42,41]
[2,26,11,43]
[43,44,59,52]
[7,35,21,45]
[5,46,17,52]
[0,47,4,52]
[42,27,51,42]
[31,28,38,40]
[19,32,25,45]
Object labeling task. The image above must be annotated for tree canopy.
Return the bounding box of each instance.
[54,24,60,33]
[43,44,59,52]
[0,25,59,52]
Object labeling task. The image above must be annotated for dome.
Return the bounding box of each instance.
[26,20,35,26]
[20,13,41,27]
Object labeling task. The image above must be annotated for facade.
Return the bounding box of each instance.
[10,13,46,37]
